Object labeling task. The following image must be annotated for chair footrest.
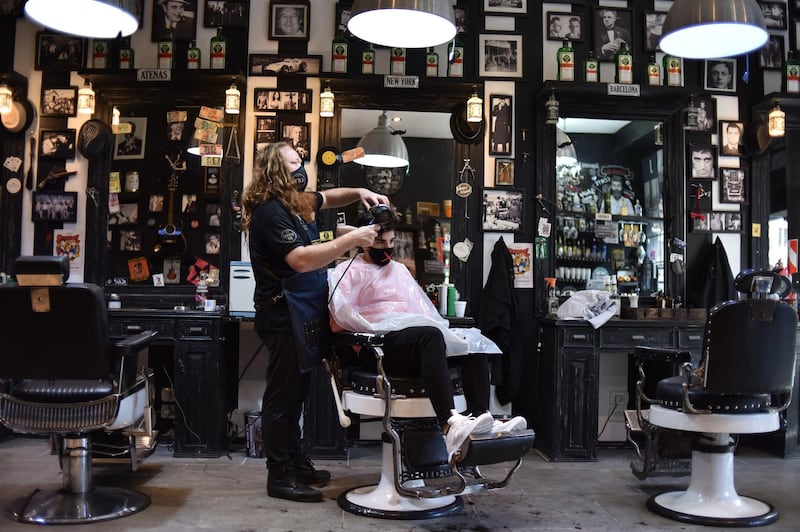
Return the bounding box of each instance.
[457,430,535,467]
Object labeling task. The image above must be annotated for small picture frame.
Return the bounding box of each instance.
[182,194,198,213]
[204,233,221,254]
[495,158,515,185]
[109,203,139,225]
[691,212,742,233]
[687,94,716,132]
[478,34,523,78]
[253,88,312,112]
[39,129,76,159]
[489,94,513,156]
[642,11,668,52]
[32,191,78,223]
[719,121,745,156]
[40,87,77,117]
[335,2,354,39]
[454,6,468,34]
[546,12,583,42]
[255,115,278,143]
[484,0,527,15]
[163,258,181,284]
[203,0,249,29]
[127,256,150,282]
[688,144,718,179]
[268,0,310,41]
[483,188,524,232]
[151,0,198,42]
[688,180,714,211]
[719,168,748,204]
[759,1,787,29]
[120,230,142,252]
[34,32,86,71]
[204,167,221,193]
[759,34,784,70]
[149,194,165,212]
[280,121,310,161]
[704,59,737,92]
[114,117,147,160]
[206,202,222,227]
[0,0,25,16]
[593,8,634,62]
[248,54,322,76]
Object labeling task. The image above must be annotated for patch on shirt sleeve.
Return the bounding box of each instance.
[280,229,299,242]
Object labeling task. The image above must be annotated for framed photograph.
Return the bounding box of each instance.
[114,117,147,160]
[643,11,667,52]
[151,0,198,42]
[687,94,716,132]
[127,256,149,282]
[204,233,221,254]
[163,258,181,284]
[335,1,354,38]
[695,211,743,233]
[40,87,77,117]
[719,168,748,204]
[253,88,312,112]
[0,0,25,16]
[759,34,784,70]
[206,202,222,226]
[203,0,249,29]
[719,121,745,156]
[704,59,737,92]
[280,121,310,161]
[688,144,718,179]
[35,32,86,71]
[204,167,221,193]
[39,129,76,159]
[109,203,139,225]
[725,212,743,232]
[495,158,515,185]
[248,53,322,76]
[255,115,278,143]
[268,0,310,41]
[484,0,527,15]
[483,188,524,232]
[478,34,523,78]
[489,94,513,156]
[454,6,468,34]
[149,194,165,212]
[688,180,714,212]
[593,8,633,62]
[759,1,787,29]
[31,191,78,223]
[546,12,583,42]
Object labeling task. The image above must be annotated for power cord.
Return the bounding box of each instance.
[161,364,203,446]
[596,401,620,439]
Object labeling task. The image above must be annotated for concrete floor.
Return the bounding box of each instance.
[1,435,799,531]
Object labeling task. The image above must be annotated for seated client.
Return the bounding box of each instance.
[328,212,526,456]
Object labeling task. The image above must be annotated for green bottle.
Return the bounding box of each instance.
[448,40,464,77]
[118,38,134,69]
[210,28,226,69]
[557,40,574,81]
[785,51,800,93]
[584,50,598,83]
[647,55,660,86]
[614,42,632,84]
[663,55,682,87]
[390,47,406,75]
[92,40,108,69]
[331,31,348,74]
[157,35,174,69]
[425,47,439,77]
[187,40,201,70]
[361,44,375,75]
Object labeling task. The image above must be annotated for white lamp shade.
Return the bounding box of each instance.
[348,0,456,49]
[320,86,334,118]
[77,83,95,115]
[354,111,409,168]
[660,0,767,59]
[25,0,139,39]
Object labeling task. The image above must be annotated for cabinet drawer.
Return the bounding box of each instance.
[562,328,594,347]
[178,321,217,339]
[110,319,174,339]
[678,329,704,349]
[599,327,673,348]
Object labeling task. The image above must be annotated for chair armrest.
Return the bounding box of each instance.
[113,330,158,358]
[332,331,387,347]
[633,346,692,364]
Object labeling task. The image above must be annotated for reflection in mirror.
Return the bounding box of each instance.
[554,117,665,297]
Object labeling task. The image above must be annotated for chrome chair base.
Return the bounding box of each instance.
[6,486,150,525]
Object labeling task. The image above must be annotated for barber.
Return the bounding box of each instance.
[242,142,388,503]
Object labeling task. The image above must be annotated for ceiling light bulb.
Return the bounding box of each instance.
[348,0,456,48]
[0,84,12,115]
[25,0,139,39]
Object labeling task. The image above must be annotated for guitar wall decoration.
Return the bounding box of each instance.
[154,154,188,256]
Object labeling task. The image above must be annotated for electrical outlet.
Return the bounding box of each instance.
[609,390,628,407]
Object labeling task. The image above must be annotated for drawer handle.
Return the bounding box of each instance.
[631,335,645,341]
[125,325,143,332]
[572,334,587,340]
[188,326,204,334]
[688,335,702,341]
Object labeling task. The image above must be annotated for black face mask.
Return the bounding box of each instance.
[367,247,394,267]
[291,166,308,191]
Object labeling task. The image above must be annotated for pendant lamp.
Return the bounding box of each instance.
[660,0,767,59]
[354,111,409,168]
[769,102,785,137]
[77,80,95,115]
[0,84,12,115]
[348,0,456,49]
[466,88,483,123]
[25,0,139,39]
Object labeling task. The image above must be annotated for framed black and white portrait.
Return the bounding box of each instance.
[35,32,86,71]
[203,0,248,28]
[255,115,277,143]
[268,0,310,41]
[32,191,78,223]
[40,86,77,117]
[642,11,667,52]
[334,1,353,38]
[248,54,322,76]
[704,59,736,92]
[114,117,147,160]
[482,188,524,232]
[253,88,312,112]
[484,0,526,15]
[454,6,468,34]
[719,168,748,204]
[495,158,515,186]
[280,121,310,161]
[759,34,784,70]
[489,94,513,156]
[478,34,523,78]
[593,8,633,61]
[759,1,787,29]
[688,144,718,179]
[151,0,198,42]
[687,94,716,132]
[719,121,745,156]
[546,12,583,42]
[39,129,76,159]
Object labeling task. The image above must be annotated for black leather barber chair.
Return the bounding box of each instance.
[0,256,158,525]
[630,269,796,527]
[325,332,535,520]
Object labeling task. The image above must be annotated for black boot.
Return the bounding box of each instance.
[267,462,323,502]
[291,453,331,484]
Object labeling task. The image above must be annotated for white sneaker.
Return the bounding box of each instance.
[445,411,494,456]
[491,416,527,434]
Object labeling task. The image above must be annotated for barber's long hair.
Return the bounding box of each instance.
[242,142,316,232]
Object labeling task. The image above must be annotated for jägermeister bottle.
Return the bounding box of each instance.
[663,55,682,87]
[118,38,134,69]
[187,41,201,70]
[331,31,348,74]
[647,55,660,86]
[210,29,226,69]
[361,44,375,75]
[557,40,574,81]
[157,35,174,69]
[584,51,599,83]
[786,51,800,93]
[425,47,439,77]
[615,42,632,84]
[390,47,406,75]
[448,40,464,77]
[93,40,108,69]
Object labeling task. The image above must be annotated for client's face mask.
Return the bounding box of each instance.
[291,166,308,191]
[368,247,394,267]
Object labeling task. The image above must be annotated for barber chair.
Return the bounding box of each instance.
[326,332,535,520]
[0,256,158,525]
[630,269,796,527]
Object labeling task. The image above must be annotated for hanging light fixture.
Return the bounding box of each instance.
[25,0,139,39]
[77,80,95,115]
[769,102,785,137]
[353,111,409,168]
[545,91,559,125]
[225,84,240,114]
[348,0,456,48]
[556,128,577,166]
[466,88,482,123]
[320,84,334,118]
[0,84,12,115]
[660,0,767,59]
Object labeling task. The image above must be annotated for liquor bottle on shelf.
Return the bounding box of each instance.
[390,47,406,75]
[361,44,375,74]
[584,51,599,83]
[425,47,439,77]
[448,39,464,77]
[118,38,134,70]
[210,28,226,69]
[647,55,660,86]
[157,35,174,69]
[785,51,800,93]
[615,42,633,84]
[663,55,682,87]
[557,40,575,81]
[93,40,108,69]
[331,31,348,74]
[187,41,201,70]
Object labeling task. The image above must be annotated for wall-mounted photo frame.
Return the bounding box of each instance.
[35,32,86,71]
[109,203,139,225]
[642,11,667,52]
[280,120,311,161]
[760,1,787,29]
[454,5,468,34]
[40,87,77,117]
[483,188,524,232]
[719,168,748,204]
[253,88,312,112]
[688,144,718,179]
[127,255,149,281]
[759,34,784,70]
[335,1,354,39]
[686,94,716,132]
[688,180,714,212]
[489,94,512,156]
[691,211,742,233]
[248,54,322,76]
[151,0,198,42]
[719,120,745,156]
[39,129,76,159]
[0,0,25,16]
[546,12,583,42]
[478,34,523,78]
[593,8,633,61]
[268,0,310,41]
[163,258,181,284]
[114,117,147,160]
[31,191,78,223]
[484,0,527,15]
[704,59,737,92]
[495,158,515,185]
[203,0,249,29]
[255,115,278,143]
[204,167,221,193]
